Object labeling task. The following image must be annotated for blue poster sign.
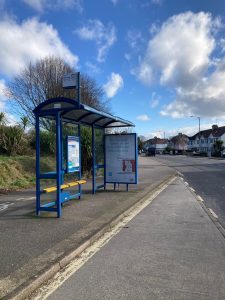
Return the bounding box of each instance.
[67,136,80,173]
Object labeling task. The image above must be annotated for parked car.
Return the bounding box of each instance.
[146,148,156,156]
[193,151,200,156]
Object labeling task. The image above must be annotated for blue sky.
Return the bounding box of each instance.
[1,0,225,138]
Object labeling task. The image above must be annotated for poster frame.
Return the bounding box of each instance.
[104,133,138,185]
[66,135,80,173]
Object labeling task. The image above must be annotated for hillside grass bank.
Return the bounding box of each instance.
[0,155,55,192]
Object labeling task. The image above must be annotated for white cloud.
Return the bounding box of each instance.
[150,92,160,108]
[0,17,78,77]
[137,114,150,121]
[103,72,123,98]
[152,0,163,5]
[4,113,18,126]
[127,29,144,49]
[160,62,225,118]
[75,19,116,62]
[111,0,118,5]
[145,119,225,140]
[85,61,101,74]
[124,53,131,61]
[0,79,7,110]
[138,12,217,87]
[23,0,83,13]
[137,11,225,119]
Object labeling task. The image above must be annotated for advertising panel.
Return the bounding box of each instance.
[105,134,137,184]
[67,136,80,173]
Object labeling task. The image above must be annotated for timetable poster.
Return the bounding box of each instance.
[67,136,80,173]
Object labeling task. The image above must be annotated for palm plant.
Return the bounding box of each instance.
[21,116,29,131]
[0,112,6,126]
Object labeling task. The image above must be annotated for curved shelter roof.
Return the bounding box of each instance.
[33,97,134,128]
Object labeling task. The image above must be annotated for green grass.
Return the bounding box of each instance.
[0,155,56,192]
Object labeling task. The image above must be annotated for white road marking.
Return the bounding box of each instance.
[31,176,177,300]
[0,202,14,211]
[197,195,204,202]
[177,171,183,178]
[208,208,218,219]
[16,196,36,201]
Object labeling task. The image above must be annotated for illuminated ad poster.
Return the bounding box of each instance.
[67,136,80,173]
[105,134,137,184]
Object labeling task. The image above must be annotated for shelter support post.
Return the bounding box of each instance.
[92,124,95,194]
[56,112,62,218]
[35,116,40,216]
[60,119,64,184]
[78,124,82,199]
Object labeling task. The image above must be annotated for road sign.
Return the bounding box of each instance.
[63,72,78,89]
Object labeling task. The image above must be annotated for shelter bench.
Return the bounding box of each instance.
[42,179,87,193]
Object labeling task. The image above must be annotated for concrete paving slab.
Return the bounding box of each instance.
[0,156,175,299]
[47,179,225,300]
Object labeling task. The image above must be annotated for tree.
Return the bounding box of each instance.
[170,133,188,151]
[6,56,107,127]
[138,136,144,152]
[213,140,224,156]
[21,116,29,131]
[0,112,7,126]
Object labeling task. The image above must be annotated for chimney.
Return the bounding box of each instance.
[212,125,218,130]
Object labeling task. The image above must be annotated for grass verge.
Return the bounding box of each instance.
[0,155,55,192]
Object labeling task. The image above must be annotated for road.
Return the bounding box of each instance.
[154,155,225,229]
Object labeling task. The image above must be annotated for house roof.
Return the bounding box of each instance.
[144,137,168,145]
[189,125,225,139]
[170,133,188,143]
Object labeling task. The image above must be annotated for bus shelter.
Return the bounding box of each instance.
[33,96,135,217]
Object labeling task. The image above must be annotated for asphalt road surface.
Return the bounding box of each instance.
[154,155,225,229]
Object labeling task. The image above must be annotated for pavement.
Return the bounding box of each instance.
[0,156,175,299]
[1,156,225,300]
[47,178,225,300]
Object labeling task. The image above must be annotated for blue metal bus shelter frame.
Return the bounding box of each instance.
[33,96,134,218]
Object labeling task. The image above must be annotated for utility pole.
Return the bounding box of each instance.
[190,115,201,151]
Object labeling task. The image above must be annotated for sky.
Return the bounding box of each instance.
[1,0,225,138]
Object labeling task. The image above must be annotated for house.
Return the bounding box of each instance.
[144,137,168,154]
[188,125,225,156]
[168,133,188,153]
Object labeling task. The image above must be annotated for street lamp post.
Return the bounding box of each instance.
[190,115,201,151]
[190,115,201,133]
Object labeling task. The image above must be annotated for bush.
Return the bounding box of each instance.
[30,129,56,155]
[81,127,92,174]
[0,125,27,156]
